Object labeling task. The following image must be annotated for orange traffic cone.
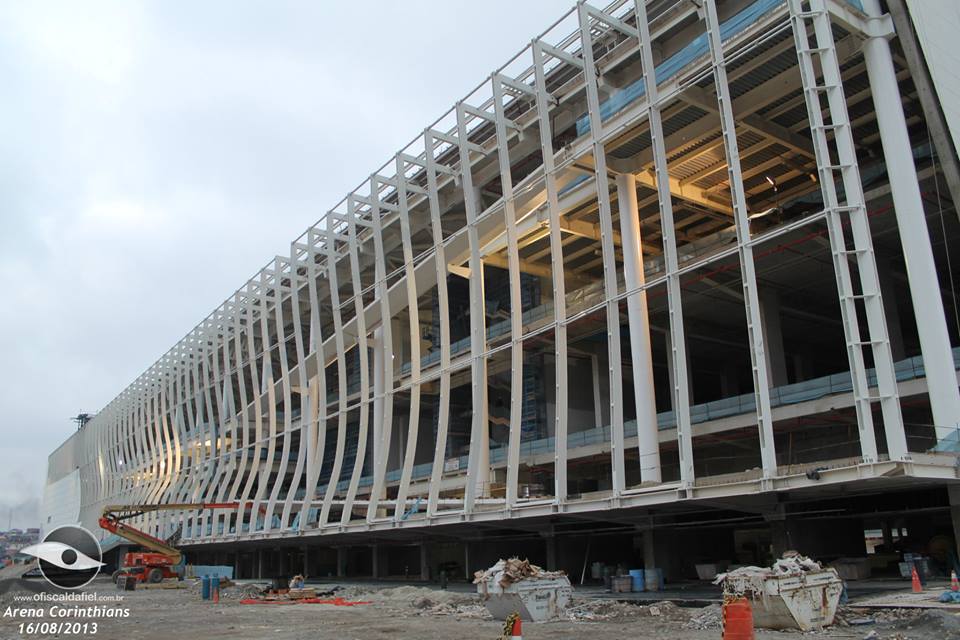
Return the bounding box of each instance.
[722,597,755,640]
[951,570,959,592]
[510,617,522,640]
[911,565,922,593]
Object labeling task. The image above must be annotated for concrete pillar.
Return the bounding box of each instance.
[882,521,893,548]
[464,542,472,581]
[336,547,347,578]
[792,353,812,383]
[616,173,661,483]
[950,486,960,563]
[257,549,264,579]
[759,288,789,387]
[877,258,907,361]
[544,535,558,571]
[863,0,960,441]
[371,545,381,579]
[770,520,790,559]
[302,546,309,577]
[278,548,287,576]
[643,529,656,572]
[234,551,240,579]
[720,360,738,397]
[420,542,430,581]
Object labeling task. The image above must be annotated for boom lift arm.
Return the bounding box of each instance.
[99,502,246,566]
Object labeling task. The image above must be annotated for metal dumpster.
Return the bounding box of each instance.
[716,555,843,631]
[477,575,573,622]
[474,558,573,622]
[750,569,843,630]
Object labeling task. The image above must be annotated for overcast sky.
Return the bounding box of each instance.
[0,0,574,530]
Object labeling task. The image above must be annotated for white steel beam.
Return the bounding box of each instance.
[579,2,627,497]
[634,0,695,488]
[704,0,777,479]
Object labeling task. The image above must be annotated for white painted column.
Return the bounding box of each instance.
[863,0,960,441]
[616,173,661,484]
[372,327,384,487]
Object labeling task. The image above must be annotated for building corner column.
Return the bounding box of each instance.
[862,0,960,442]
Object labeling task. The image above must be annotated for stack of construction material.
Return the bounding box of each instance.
[714,552,842,631]
[473,557,572,622]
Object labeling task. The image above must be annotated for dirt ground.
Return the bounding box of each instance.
[2,578,959,640]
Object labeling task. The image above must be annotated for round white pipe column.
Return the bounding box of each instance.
[616,173,661,483]
[862,0,960,442]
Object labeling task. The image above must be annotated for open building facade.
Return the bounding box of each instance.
[44,0,960,580]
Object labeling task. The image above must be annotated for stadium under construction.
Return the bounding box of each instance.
[43,0,960,582]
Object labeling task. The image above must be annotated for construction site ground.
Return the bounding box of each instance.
[2,575,959,639]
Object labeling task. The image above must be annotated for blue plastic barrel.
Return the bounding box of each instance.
[628,569,645,591]
[201,575,211,600]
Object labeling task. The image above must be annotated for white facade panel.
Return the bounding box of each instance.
[906,0,960,155]
[40,469,81,535]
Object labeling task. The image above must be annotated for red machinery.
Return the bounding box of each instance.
[99,502,244,584]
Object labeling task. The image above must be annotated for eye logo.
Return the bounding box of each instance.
[20,525,104,589]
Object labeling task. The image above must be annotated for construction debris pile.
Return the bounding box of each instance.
[472,557,567,589]
[187,579,265,601]
[565,599,688,622]
[411,595,490,619]
[474,558,573,622]
[713,552,825,596]
[684,603,723,630]
[565,599,644,621]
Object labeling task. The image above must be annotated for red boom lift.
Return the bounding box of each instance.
[99,502,244,584]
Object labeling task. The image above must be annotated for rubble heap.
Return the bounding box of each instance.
[713,552,826,597]
[472,557,566,589]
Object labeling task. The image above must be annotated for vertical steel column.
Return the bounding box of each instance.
[704,0,777,478]
[217,312,237,526]
[578,3,627,496]
[283,258,309,530]
[862,0,960,442]
[394,158,423,521]
[340,205,371,526]
[237,288,263,534]
[634,0,694,486]
[491,78,526,508]
[367,177,395,522]
[424,133,454,519]
[456,107,490,510]
[230,292,251,532]
[615,172,661,484]
[256,275,278,531]
[268,261,295,531]
[532,41,570,504]
[301,232,328,529]
[788,0,904,460]
[319,229,349,528]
